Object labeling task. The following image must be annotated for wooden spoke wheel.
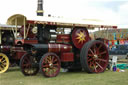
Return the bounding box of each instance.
[72,28,90,49]
[0,53,9,73]
[20,52,39,76]
[80,40,109,73]
[40,53,61,77]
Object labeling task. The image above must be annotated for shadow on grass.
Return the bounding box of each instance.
[36,70,89,78]
[5,67,110,78]
[7,66,20,73]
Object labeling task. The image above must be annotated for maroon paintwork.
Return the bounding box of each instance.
[61,52,74,62]
[0,45,25,60]
[72,28,91,49]
[48,44,72,53]
[56,34,70,43]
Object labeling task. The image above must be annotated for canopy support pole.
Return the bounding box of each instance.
[15,18,18,39]
[0,30,1,44]
[26,23,31,38]
[24,17,26,39]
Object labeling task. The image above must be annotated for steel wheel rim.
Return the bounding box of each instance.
[21,53,38,75]
[0,53,9,73]
[72,28,90,49]
[87,42,109,73]
[41,53,60,77]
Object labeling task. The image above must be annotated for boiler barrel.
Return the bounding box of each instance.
[32,44,72,53]
[48,44,72,53]
[31,44,48,52]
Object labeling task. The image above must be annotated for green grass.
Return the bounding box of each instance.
[0,67,128,85]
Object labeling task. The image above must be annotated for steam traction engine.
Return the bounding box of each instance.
[0,0,117,76]
[4,13,116,77]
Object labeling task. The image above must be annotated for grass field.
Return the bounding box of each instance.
[0,67,128,85]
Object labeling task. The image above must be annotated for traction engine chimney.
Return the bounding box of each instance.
[37,0,43,16]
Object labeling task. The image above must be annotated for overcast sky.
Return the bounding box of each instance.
[0,0,128,28]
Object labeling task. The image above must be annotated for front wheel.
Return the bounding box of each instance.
[0,53,9,73]
[40,53,61,77]
[20,52,39,76]
[80,40,109,73]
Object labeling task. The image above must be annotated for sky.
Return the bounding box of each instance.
[0,0,128,28]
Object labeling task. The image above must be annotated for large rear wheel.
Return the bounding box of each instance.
[40,53,61,77]
[0,53,9,73]
[80,40,109,73]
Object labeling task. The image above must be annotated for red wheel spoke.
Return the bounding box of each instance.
[94,44,100,54]
[88,58,92,62]
[53,59,58,63]
[53,67,58,71]
[96,62,104,70]
[93,44,97,54]
[93,64,97,72]
[51,56,54,63]
[99,51,107,55]
[43,60,47,64]
[97,55,102,58]
[53,63,59,67]
[98,44,102,50]
[88,54,94,57]
[48,56,52,61]
[89,48,95,55]
[45,56,52,63]
[46,58,50,63]
[42,64,49,68]
[50,56,52,61]
[96,58,107,62]
[94,49,96,54]
[43,59,48,64]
